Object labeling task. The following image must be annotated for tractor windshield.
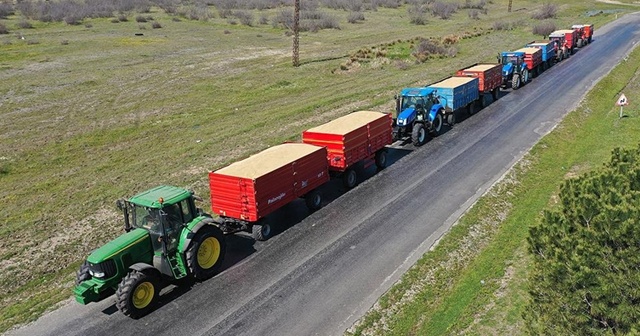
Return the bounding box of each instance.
[123,202,162,231]
[400,96,426,111]
[502,55,520,64]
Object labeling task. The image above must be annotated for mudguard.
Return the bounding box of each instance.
[428,103,444,121]
[178,216,216,253]
[396,107,416,127]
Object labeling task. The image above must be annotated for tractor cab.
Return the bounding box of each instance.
[395,88,438,127]
[500,52,525,75]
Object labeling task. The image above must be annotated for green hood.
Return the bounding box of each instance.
[87,228,152,264]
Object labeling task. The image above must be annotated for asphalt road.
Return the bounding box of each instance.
[8,13,640,336]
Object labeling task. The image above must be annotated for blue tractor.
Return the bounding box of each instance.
[393,87,449,146]
[499,51,529,90]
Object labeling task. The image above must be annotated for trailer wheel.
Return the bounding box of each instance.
[305,189,323,212]
[252,220,273,241]
[343,168,358,189]
[468,102,476,116]
[76,260,91,285]
[411,123,428,146]
[430,112,444,136]
[115,270,160,318]
[492,88,500,101]
[447,112,456,125]
[511,74,521,90]
[186,225,226,280]
[375,149,388,170]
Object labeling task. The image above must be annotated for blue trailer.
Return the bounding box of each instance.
[427,76,480,115]
[526,40,557,70]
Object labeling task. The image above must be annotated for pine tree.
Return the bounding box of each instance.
[526,146,640,335]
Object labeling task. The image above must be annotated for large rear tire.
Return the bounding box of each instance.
[374,149,388,170]
[186,225,226,280]
[511,74,521,90]
[447,112,456,125]
[304,189,323,212]
[430,111,444,136]
[411,123,428,146]
[115,270,160,318]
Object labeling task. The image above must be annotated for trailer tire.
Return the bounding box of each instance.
[76,260,91,285]
[430,111,444,136]
[343,168,358,189]
[375,149,388,170]
[447,112,456,126]
[186,225,226,280]
[411,123,428,146]
[511,74,521,90]
[252,220,273,241]
[115,270,160,318]
[468,103,476,116]
[305,189,323,212]
[492,88,500,101]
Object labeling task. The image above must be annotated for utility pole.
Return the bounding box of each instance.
[508,0,512,12]
[293,0,300,67]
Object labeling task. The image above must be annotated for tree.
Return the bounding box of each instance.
[526,145,640,335]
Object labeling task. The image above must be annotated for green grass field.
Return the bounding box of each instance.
[0,0,634,332]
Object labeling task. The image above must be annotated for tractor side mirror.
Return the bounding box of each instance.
[116,199,124,211]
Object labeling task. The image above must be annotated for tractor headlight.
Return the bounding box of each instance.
[417,114,423,121]
[397,119,405,126]
[89,270,105,278]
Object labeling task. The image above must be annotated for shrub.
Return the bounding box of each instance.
[0,1,14,19]
[17,19,33,29]
[64,14,82,25]
[0,23,8,34]
[531,3,557,20]
[111,18,119,23]
[234,10,253,26]
[431,1,458,19]
[347,11,364,23]
[138,24,146,29]
[223,29,231,34]
[532,21,556,38]
[136,15,147,22]
[84,23,92,28]
[152,21,161,28]
[26,39,39,44]
[468,9,479,19]
[118,14,128,22]
[258,14,268,25]
[460,0,486,9]
[61,39,69,45]
[408,4,428,25]
[493,20,512,31]
[171,17,181,22]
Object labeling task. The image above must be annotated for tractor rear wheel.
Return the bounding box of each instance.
[305,189,323,212]
[252,220,273,241]
[447,112,456,125]
[511,74,521,90]
[374,149,388,170]
[186,225,226,280]
[115,270,160,318]
[76,260,91,285]
[343,168,358,189]
[430,111,444,136]
[411,123,428,146]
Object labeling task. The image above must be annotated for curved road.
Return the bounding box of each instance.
[8,13,640,336]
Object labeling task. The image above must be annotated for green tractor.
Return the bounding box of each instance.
[73,185,226,318]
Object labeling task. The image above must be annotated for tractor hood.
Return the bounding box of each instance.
[502,62,513,76]
[396,107,416,126]
[87,228,152,264]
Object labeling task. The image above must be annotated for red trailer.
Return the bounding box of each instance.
[550,29,578,56]
[302,111,393,188]
[455,63,502,104]
[572,24,594,46]
[209,143,329,240]
[515,47,543,77]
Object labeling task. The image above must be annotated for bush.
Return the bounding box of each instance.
[64,14,82,25]
[136,15,147,22]
[171,17,181,22]
[0,23,8,34]
[258,14,268,25]
[17,19,33,29]
[531,3,557,20]
[493,20,513,31]
[0,1,14,19]
[84,23,92,28]
[234,10,253,26]
[532,21,556,38]
[347,11,364,24]
[468,9,479,19]
[460,0,486,9]
[431,1,458,19]
[111,18,120,23]
[61,39,69,45]
[412,38,456,62]
[151,21,161,28]
[118,14,128,22]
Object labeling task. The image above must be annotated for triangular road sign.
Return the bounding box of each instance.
[617,93,629,106]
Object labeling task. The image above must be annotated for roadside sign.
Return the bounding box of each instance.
[616,93,629,106]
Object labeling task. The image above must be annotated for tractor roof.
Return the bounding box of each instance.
[400,87,436,97]
[128,185,191,208]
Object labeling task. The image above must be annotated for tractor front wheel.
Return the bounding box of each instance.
[186,225,226,280]
[76,260,91,285]
[411,123,428,146]
[512,74,521,90]
[115,270,160,318]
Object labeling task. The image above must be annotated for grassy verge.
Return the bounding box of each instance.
[0,0,633,332]
[347,26,640,336]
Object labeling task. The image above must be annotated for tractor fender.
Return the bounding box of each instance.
[428,104,444,122]
[178,217,217,253]
[129,262,156,273]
